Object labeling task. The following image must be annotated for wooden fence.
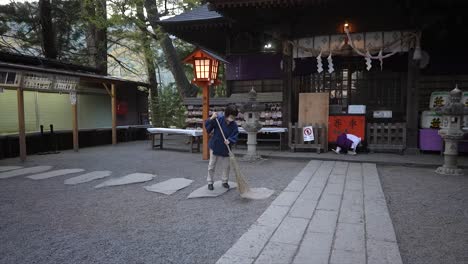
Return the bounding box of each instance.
[367,122,406,153]
[288,123,327,153]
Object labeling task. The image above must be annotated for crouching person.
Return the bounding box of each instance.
[332,133,361,155]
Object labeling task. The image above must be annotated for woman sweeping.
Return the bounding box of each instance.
[204,104,239,191]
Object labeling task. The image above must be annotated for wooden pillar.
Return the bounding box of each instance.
[281,40,293,148]
[71,92,79,152]
[17,87,26,161]
[202,83,210,160]
[405,51,420,153]
[111,83,117,145]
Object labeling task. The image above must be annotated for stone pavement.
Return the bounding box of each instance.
[233,147,468,169]
[216,160,402,264]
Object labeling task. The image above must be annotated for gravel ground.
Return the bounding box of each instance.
[379,165,468,264]
[0,138,307,264]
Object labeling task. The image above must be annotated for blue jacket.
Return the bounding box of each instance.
[205,115,239,157]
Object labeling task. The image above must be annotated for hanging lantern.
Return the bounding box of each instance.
[184,48,226,85]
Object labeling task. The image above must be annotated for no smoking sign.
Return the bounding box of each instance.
[303,126,314,141]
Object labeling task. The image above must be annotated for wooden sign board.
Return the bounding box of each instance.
[298,92,329,127]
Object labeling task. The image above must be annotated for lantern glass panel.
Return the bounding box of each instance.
[194,58,211,79]
[211,60,219,80]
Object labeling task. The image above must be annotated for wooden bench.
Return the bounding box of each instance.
[147,128,202,153]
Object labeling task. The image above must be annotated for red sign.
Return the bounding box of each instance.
[328,115,365,142]
[116,100,128,115]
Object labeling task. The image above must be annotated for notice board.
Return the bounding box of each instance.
[328,115,366,142]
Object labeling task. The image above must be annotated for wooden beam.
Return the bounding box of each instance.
[202,83,210,160]
[72,94,79,152]
[281,40,293,149]
[17,87,26,161]
[102,83,112,97]
[405,52,420,153]
[111,83,117,145]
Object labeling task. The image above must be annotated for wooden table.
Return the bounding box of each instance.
[147,128,203,153]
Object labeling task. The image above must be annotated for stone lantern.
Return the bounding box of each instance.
[435,85,467,175]
[240,88,265,161]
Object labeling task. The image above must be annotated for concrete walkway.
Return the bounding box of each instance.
[216,160,402,264]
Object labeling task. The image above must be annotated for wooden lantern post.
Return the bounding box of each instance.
[70,91,79,152]
[17,86,26,161]
[183,49,225,160]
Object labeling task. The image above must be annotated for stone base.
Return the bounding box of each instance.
[240,154,263,162]
[435,166,465,176]
[404,147,420,155]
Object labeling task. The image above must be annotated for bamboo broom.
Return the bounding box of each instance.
[215,118,250,194]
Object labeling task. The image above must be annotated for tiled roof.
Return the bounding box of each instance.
[159,4,223,24]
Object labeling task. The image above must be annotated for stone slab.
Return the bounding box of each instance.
[300,186,323,201]
[254,242,297,264]
[284,179,306,192]
[328,174,346,184]
[323,183,344,196]
[0,166,53,179]
[0,166,22,172]
[187,181,237,198]
[289,198,317,219]
[255,205,290,228]
[293,160,322,182]
[216,254,254,264]
[338,206,364,224]
[270,216,309,245]
[220,224,275,261]
[27,169,85,180]
[64,171,112,185]
[365,210,397,242]
[330,249,366,264]
[293,232,334,264]
[333,222,365,252]
[94,173,155,189]
[307,209,339,234]
[144,178,193,195]
[344,181,362,192]
[316,194,342,211]
[271,191,300,206]
[367,239,403,264]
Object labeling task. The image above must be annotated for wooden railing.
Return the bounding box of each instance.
[366,122,406,153]
[288,123,328,153]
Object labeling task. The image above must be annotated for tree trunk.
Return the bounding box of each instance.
[144,0,197,98]
[95,0,107,75]
[39,0,57,59]
[137,2,160,126]
[82,0,107,75]
[83,0,97,69]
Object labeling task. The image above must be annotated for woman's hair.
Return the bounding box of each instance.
[224,104,239,117]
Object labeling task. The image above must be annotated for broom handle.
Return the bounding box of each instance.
[215,118,233,154]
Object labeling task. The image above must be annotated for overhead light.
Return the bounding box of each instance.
[413,45,422,60]
[343,22,350,33]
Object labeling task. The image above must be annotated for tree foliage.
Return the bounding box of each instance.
[0,0,206,127]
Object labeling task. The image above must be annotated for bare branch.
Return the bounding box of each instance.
[108,38,141,52]
[107,53,139,75]
[0,36,23,54]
